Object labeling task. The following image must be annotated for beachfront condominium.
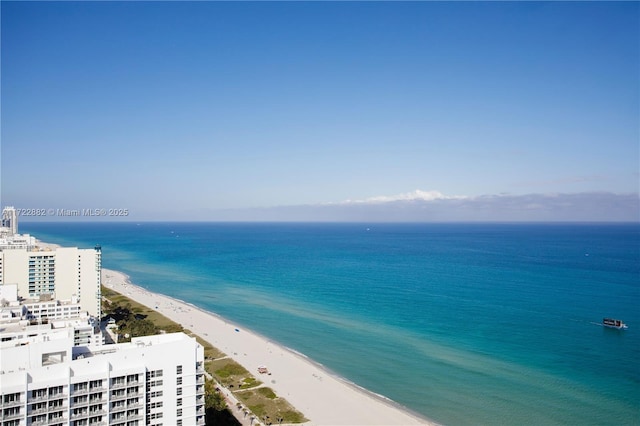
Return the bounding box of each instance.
[0,206,102,318]
[0,207,26,247]
[1,207,18,237]
[0,246,102,318]
[0,332,206,426]
[0,283,105,348]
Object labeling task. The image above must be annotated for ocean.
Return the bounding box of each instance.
[20,222,640,425]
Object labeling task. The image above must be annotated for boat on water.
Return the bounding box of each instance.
[603,318,628,329]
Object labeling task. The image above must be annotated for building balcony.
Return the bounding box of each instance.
[2,399,23,408]
[71,388,89,396]
[71,411,89,419]
[1,410,23,420]
[110,404,126,413]
[110,415,127,423]
[109,382,127,390]
[125,413,143,421]
[27,406,48,416]
[71,399,89,407]
[109,394,127,402]
[29,394,49,402]
[47,393,67,400]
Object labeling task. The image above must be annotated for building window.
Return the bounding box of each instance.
[3,392,21,404]
[176,377,182,386]
[176,365,182,375]
[176,387,182,396]
[73,395,88,405]
[147,369,163,379]
[176,408,182,417]
[3,407,20,417]
[176,398,182,407]
[48,385,64,397]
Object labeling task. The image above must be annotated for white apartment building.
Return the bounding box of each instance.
[0,313,104,349]
[1,284,82,322]
[0,235,36,251]
[1,207,18,237]
[0,206,101,318]
[0,332,206,426]
[0,246,102,318]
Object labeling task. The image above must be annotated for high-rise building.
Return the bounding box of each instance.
[1,332,206,426]
[0,207,102,318]
[1,207,18,237]
[0,246,102,318]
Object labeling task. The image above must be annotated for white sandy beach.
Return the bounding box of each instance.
[101,267,434,426]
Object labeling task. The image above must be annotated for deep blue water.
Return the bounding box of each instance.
[20,222,640,425]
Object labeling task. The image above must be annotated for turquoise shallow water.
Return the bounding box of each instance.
[21,222,640,425]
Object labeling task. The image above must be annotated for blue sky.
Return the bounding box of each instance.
[1,1,638,221]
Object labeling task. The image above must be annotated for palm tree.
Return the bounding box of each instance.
[204,380,226,411]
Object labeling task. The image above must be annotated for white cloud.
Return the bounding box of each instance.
[341,189,468,204]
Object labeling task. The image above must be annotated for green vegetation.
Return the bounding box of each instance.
[236,388,306,424]
[214,360,250,379]
[205,380,227,411]
[209,359,263,390]
[100,285,307,425]
[102,299,157,342]
[257,387,277,399]
[240,377,260,389]
[101,286,184,338]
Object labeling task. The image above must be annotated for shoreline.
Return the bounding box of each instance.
[102,267,435,425]
[34,237,434,424]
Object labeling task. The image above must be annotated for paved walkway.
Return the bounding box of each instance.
[215,379,259,426]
